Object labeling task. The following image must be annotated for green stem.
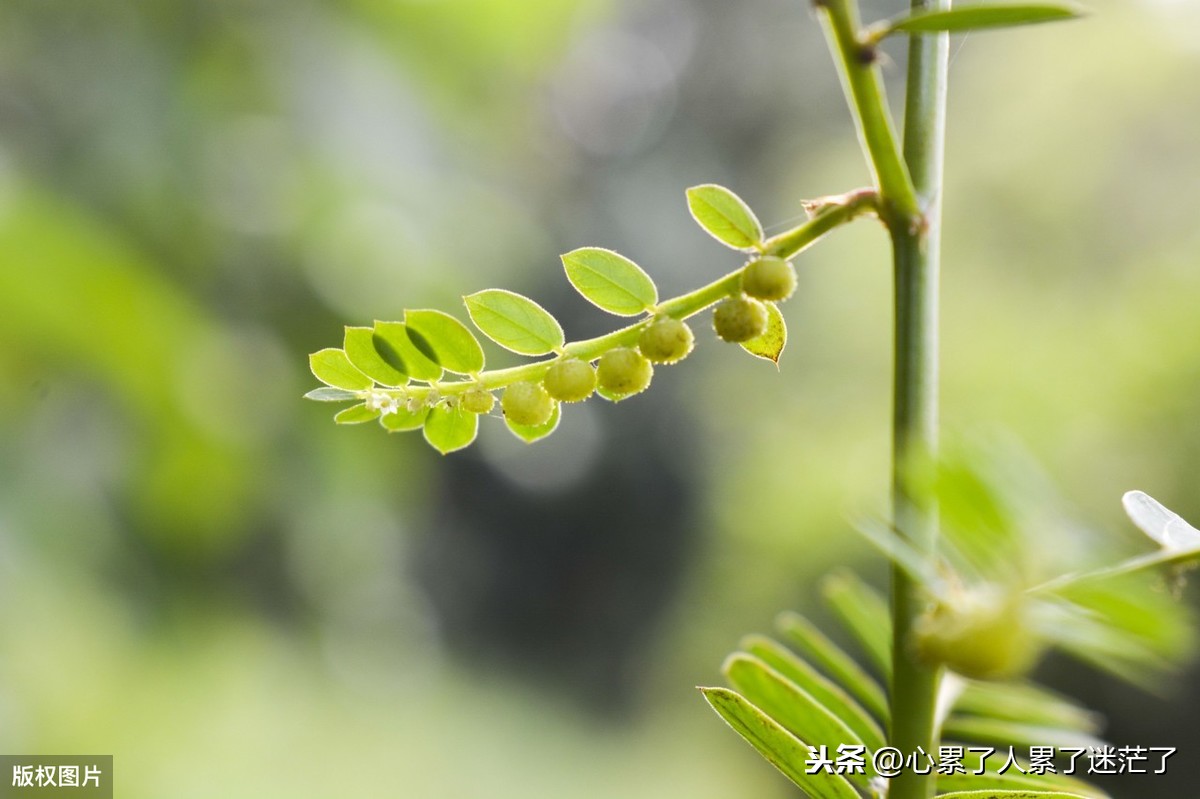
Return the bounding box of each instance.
[816,0,921,224]
[887,4,949,799]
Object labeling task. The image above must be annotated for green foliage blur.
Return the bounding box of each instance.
[1,0,1198,796]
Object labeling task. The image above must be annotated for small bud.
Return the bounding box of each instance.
[461,388,496,414]
[911,587,1041,681]
[638,318,695,364]
[713,296,769,343]
[544,359,597,403]
[741,256,797,302]
[596,347,653,398]
[502,381,554,426]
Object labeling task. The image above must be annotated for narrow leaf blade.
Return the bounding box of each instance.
[739,301,786,365]
[742,635,887,750]
[776,612,890,722]
[464,289,565,356]
[936,787,1099,791]
[505,402,561,443]
[310,348,374,391]
[821,571,892,679]
[404,309,486,375]
[344,326,408,386]
[700,687,860,799]
[885,3,1084,35]
[686,184,764,251]
[561,247,658,316]
[422,404,479,454]
[724,654,877,792]
[304,387,360,402]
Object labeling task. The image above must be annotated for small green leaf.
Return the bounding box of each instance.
[373,321,443,382]
[955,681,1100,733]
[422,404,479,454]
[724,654,877,792]
[686,184,764,251]
[936,787,1099,791]
[700,687,860,799]
[380,405,429,432]
[941,715,1105,750]
[304,387,360,402]
[560,247,658,316]
[742,635,887,749]
[310,348,374,391]
[776,612,890,722]
[937,749,1107,798]
[334,403,381,424]
[344,326,408,387]
[404,309,486,374]
[883,2,1084,36]
[739,301,786,365]
[821,571,892,678]
[505,401,561,443]
[464,289,565,356]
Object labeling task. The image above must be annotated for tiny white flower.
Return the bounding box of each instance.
[364,390,400,416]
[376,394,400,416]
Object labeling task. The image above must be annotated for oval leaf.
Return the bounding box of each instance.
[344,326,408,387]
[740,301,786,365]
[686,184,764,251]
[560,247,658,316]
[380,404,429,432]
[310,348,374,391]
[505,401,561,443]
[464,289,564,356]
[884,3,1084,36]
[700,687,860,799]
[422,404,479,454]
[404,309,486,374]
[334,403,380,425]
[373,321,443,382]
[1122,490,1200,550]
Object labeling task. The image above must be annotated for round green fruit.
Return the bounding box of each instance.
[501,381,554,426]
[596,347,653,398]
[741,256,797,302]
[543,359,596,403]
[713,296,768,343]
[638,318,694,364]
[911,589,1040,681]
[461,388,495,414]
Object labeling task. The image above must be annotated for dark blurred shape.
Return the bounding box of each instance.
[415,375,701,719]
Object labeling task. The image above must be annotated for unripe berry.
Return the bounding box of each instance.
[543,359,596,403]
[741,256,797,302]
[501,381,554,426]
[596,347,653,398]
[461,388,495,414]
[713,296,768,343]
[638,318,694,364]
[911,588,1040,681]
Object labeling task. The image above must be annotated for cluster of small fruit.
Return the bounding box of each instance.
[491,255,798,427]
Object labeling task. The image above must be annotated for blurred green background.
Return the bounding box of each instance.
[1,0,1198,796]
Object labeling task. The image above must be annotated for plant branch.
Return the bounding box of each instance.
[815,0,921,224]
[887,1,950,798]
[364,204,871,401]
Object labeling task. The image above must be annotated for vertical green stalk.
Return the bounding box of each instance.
[887,3,949,799]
